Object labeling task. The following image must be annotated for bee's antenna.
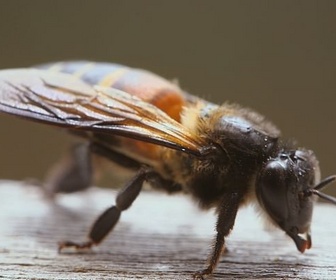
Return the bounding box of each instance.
[305,175,336,205]
[314,175,336,191]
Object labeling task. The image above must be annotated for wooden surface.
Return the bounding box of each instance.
[0,181,336,280]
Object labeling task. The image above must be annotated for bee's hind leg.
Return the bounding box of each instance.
[43,142,93,198]
[57,142,178,252]
[44,140,143,198]
[58,166,157,251]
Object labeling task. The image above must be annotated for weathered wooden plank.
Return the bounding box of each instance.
[0,181,335,279]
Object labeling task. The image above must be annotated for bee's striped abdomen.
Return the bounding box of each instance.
[36,61,190,162]
[37,61,186,122]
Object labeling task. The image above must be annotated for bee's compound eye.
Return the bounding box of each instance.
[256,160,289,226]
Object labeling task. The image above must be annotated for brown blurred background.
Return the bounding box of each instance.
[0,1,336,195]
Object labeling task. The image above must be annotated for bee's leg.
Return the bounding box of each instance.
[193,192,242,279]
[91,141,182,193]
[58,166,157,251]
[44,141,141,197]
[44,142,92,197]
[89,141,141,170]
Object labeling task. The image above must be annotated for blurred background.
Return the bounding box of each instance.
[0,1,335,195]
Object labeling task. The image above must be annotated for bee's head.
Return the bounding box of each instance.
[256,149,336,252]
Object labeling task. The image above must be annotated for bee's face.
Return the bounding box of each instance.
[256,149,320,252]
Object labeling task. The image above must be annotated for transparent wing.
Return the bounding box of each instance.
[0,69,205,156]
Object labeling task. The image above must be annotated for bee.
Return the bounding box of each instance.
[0,61,335,279]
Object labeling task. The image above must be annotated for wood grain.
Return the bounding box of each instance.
[0,181,335,279]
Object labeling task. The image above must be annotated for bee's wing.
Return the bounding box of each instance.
[0,69,205,156]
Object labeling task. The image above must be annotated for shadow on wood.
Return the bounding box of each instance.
[0,181,335,279]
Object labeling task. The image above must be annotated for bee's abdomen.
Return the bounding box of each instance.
[38,61,126,86]
[37,61,185,122]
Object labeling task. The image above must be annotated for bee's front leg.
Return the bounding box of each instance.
[58,166,156,251]
[193,192,242,279]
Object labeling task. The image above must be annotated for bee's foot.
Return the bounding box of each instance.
[58,240,93,253]
[193,268,212,279]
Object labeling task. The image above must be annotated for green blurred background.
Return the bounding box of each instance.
[0,1,336,195]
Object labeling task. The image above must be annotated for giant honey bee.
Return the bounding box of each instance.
[0,61,335,279]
